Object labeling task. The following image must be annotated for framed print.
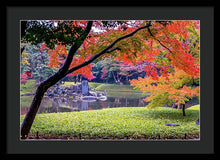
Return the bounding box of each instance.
[3,0,215,157]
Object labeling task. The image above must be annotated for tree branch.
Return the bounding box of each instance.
[66,23,151,75]
[40,21,93,88]
[106,47,121,53]
[148,27,188,68]
[58,21,93,74]
[147,27,173,55]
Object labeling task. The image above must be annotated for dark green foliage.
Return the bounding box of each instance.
[22,44,57,82]
[92,57,146,84]
[22,21,85,49]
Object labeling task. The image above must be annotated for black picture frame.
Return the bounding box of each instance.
[2,0,215,158]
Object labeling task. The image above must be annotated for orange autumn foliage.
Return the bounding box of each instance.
[40,42,95,81]
[40,20,199,105]
[130,68,199,107]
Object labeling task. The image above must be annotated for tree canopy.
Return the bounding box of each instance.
[20,20,200,138]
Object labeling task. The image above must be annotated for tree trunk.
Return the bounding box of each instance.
[112,71,117,84]
[116,71,122,84]
[21,82,48,139]
[182,104,186,116]
[21,72,68,139]
[20,21,93,139]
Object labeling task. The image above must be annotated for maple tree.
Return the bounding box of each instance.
[129,21,200,116]
[130,68,199,116]
[20,20,199,138]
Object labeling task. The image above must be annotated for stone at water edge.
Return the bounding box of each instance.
[196,118,200,125]
[165,123,180,126]
[82,80,89,96]
[70,85,77,92]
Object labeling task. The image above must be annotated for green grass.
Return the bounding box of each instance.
[20,81,134,94]
[95,83,135,91]
[107,91,147,98]
[62,82,145,97]
[61,81,79,86]
[21,80,141,93]
[20,105,200,139]
[187,105,199,110]
[88,82,102,89]
[62,82,137,92]
[20,80,37,95]
[20,96,34,108]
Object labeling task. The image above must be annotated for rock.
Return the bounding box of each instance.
[58,90,62,95]
[165,123,180,126]
[20,93,34,96]
[76,84,82,94]
[196,118,200,125]
[82,80,89,96]
[177,104,183,109]
[57,86,63,90]
[70,85,77,91]
[47,93,54,97]
[172,104,178,109]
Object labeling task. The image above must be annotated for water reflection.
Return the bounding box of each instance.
[20,93,199,115]
[20,95,148,115]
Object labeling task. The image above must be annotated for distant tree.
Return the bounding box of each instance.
[98,57,147,84]
[90,60,104,83]
[20,73,28,85]
[21,44,57,83]
[99,57,123,84]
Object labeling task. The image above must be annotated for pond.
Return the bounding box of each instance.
[20,91,149,115]
[20,90,199,115]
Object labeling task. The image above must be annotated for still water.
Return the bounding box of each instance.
[20,91,199,115]
[20,92,148,115]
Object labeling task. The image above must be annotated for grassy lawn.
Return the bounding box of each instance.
[94,83,135,91]
[21,80,144,95]
[107,91,146,98]
[20,105,200,140]
[20,80,37,95]
[62,82,140,92]
[20,96,34,107]
[61,82,148,98]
